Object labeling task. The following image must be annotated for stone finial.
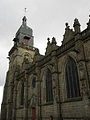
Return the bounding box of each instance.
[65,23,70,30]
[73,18,81,33]
[52,37,57,45]
[35,48,40,55]
[47,38,50,46]
[65,23,71,33]
[87,15,90,28]
[64,22,72,34]
[66,22,68,27]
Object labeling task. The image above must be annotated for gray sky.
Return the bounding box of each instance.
[0,0,90,108]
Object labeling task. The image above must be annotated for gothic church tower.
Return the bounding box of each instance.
[1,16,35,120]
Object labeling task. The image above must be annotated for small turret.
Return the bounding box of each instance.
[73,18,81,34]
[22,16,27,26]
[52,37,57,45]
[45,37,58,55]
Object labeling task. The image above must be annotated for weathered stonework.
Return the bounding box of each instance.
[1,16,90,120]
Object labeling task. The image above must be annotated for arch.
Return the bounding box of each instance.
[40,66,53,103]
[30,74,37,88]
[66,56,80,98]
[40,65,52,81]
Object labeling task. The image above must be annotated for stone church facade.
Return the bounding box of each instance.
[1,15,90,120]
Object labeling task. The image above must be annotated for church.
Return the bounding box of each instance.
[0,15,90,120]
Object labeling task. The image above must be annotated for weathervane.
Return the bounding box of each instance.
[24,8,27,16]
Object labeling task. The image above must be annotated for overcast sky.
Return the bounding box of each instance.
[0,0,90,109]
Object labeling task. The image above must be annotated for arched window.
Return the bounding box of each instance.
[46,69,53,102]
[66,57,80,98]
[20,82,24,105]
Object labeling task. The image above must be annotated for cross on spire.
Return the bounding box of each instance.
[24,8,27,14]
[24,8,27,17]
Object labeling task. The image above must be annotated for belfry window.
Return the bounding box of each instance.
[20,82,24,105]
[66,57,80,98]
[46,69,53,102]
[23,36,30,45]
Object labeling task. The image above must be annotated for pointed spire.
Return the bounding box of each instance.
[22,16,27,26]
[52,37,57,45]
[73,18,81,34]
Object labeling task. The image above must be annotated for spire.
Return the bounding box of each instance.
[73,18,81,34]
[22,8,27,26]
[22,16,27,26]
[15,13,33,47]
[52,37,57,45]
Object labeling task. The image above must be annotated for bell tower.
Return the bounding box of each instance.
[1,16,35,120]
[9,16,35,68]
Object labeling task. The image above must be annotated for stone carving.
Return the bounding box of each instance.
[73,18,81,34]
